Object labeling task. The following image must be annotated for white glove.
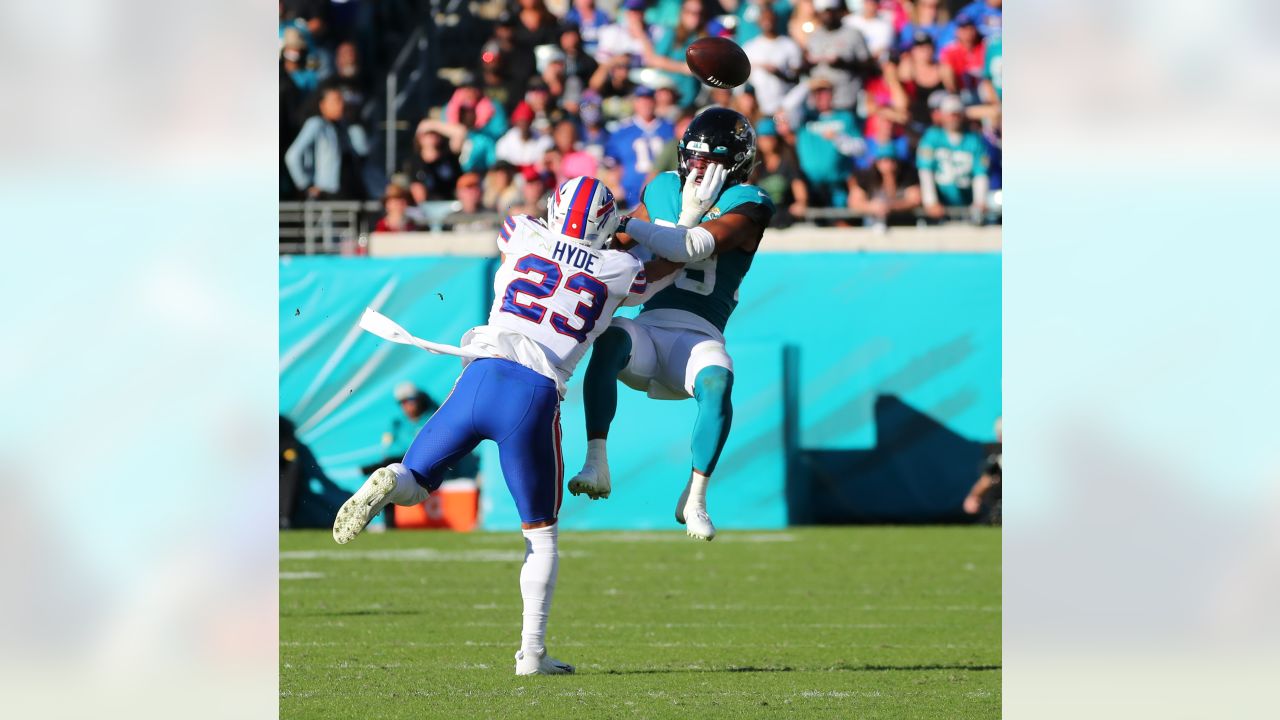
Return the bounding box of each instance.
[678,163,728,227]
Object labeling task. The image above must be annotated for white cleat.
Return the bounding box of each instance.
[567,462,611,500]
[515,649,575,675]
[332,467,396,545]
[675,477,716,541]
[682,505,716,541]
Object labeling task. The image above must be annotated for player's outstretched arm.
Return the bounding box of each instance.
[622,211,766,262]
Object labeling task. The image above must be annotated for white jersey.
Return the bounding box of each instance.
[464,214,647,396]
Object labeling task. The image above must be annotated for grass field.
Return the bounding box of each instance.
[281,526,1000,719]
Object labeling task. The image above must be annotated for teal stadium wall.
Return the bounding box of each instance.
[279,251,1001,529]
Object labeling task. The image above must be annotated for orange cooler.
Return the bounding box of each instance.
[393,478,479,531]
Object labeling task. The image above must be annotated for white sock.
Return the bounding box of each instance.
[585,438,608,467]
[686,471,710,511]
[386,463,429,505]
[519,524,559,656]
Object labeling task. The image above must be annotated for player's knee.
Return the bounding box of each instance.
[693,366,734,405]
[589,326,632,371]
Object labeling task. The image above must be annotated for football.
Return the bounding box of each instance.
[685,36,752,90]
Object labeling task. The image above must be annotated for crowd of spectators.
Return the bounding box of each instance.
[281,0,1002,232]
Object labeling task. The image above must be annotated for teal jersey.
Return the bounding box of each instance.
[638,171,775,332]
[651,27,702,107]
[796,109,863,185]
[984,36,1002,101]
[916,127,990,206]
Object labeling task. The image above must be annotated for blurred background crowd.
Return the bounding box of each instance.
[280,0,1002,234]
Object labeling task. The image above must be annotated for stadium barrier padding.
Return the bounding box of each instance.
[280,251,1000,528]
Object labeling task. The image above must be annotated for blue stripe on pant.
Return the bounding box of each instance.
[401,358,562,524]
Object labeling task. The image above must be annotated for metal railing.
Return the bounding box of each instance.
[279,201,382,255]
[384,26,429,176]
[279,201,1000,255]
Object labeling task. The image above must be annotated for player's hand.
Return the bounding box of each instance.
[925,203,945,219]
[963,495,981,515]
[679,163,727,226]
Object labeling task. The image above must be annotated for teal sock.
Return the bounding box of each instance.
[584,327,632,437]
[691,366,734,475]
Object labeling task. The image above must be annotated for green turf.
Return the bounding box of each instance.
[281,526,1000,719]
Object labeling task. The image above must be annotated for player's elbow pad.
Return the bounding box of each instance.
[626,219,716,263]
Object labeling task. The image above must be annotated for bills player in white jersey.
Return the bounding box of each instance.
[331,176,675,675]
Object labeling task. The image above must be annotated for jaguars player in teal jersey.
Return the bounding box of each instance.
[566,107,775,541]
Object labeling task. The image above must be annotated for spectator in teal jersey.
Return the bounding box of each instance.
[733,0,793,46]
[444,77,509,142]
[645,0,683,31]
[415,105,498,175]
[916,94,989,222]
[360,382,439,476]
[795,76,866,208]
[645,0,712,108]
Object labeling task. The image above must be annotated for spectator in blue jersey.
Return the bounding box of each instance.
[917,94,989,222]
[285,86,369,199]
[795,76,865,209]
[954,0,1002,39]
[857,117,912,172]
[565,0,612,56]
[603,86,675,207]
[896,0,951,56]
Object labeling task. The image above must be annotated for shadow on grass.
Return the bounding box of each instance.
[284,609,427,618]
[600,663,1000,675]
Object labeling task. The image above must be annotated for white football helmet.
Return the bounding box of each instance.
[546,176,620,250]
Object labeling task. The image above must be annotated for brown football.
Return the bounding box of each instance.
[685,37,752,90]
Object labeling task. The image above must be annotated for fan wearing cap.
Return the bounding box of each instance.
[916,94,989,221]
[358,382,441,479]
[375,184,419,232]
[795,75,866,209]
[954,0,1003,39]
[898,29,957,132]
[939,16,986,98]
[805,0,876,111]
[895,0,949,57]
[602,86,675,207]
